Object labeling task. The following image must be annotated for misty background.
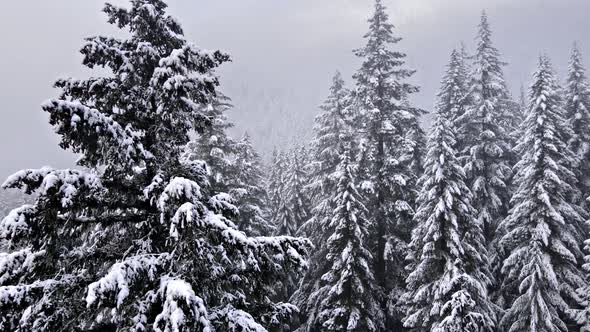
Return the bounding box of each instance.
[0,0,589,181]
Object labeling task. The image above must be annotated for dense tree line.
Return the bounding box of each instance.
[3,0,590,331]
[270,1,590,332]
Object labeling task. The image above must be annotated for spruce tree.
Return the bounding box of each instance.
[564,43,590,208]
[267,147,286,223]
[182,93,236,195]
[276,146,311,237]
[231,133,274,236]
[301,71,351,237]
[518,84,528,119]
[499,56,586,332]
[0,1,310,331]
[352,1,424,326]
[439,49,472,125]
[458,11,512,247]
[402,55,496,332]
[268,148,297,238]
[291,72,354,331]
[316,148,383,332]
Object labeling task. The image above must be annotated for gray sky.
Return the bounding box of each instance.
[1,0,589,180]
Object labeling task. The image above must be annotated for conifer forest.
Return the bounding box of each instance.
[3,0,590,331]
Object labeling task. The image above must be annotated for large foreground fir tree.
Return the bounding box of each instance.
[402,54,496,332]
[352,1,425,327]
[0,1,310,331]
[499,56,586,332]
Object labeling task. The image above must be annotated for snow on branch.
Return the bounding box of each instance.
[3,167,102,208]
[209,305,267,332]
[0,248,45,286]
[170,203,310,269]
[86,254,170,309]
[0,279,57,307]
[81,36,131,73]
[157,177,203,212]
[150,44,229,105]
[154,278,211,332]
[41,99,152,167]
[209,192,238,216]
[0,205,36,240]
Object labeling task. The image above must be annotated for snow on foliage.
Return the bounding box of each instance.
[154,278,211,332]
[350,0,426,327]
[0,1,310,331]
[86,254,168,308]
[457,12,513,247]
[291,72,355,331]
[0,205,36,240]
[565,44,590,211]
[42,99,153,168]
[315,150,383,332]
[3,167,102,208]
[402,53,495,332]
[499,56,587,332]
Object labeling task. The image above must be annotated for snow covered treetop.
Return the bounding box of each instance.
[47,0,230,172]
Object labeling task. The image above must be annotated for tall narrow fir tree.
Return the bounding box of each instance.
[291,71,354,331]
[458,12,512,249]
[499,56,586,332]
[403,52,496,331]
[316,148,383,332]
[352,1,424,327]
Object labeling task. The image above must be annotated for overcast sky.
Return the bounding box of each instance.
[0,0,589,180]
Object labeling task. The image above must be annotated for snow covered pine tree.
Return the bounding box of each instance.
[564,44,590,210]
[291,72,354,331]
[351,0,425,328]
[457,11,513,249]
[231,133,274,236]
[315,148,383,332]
[272,146,311,238]
[266,148,285,227]
[182,93,236,196]
[402,50,496,332]
[0,1,310,331]
[499,56,587,332]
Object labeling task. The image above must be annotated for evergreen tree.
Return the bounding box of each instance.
[303,71,352,235]
[402,56,496,332]
[268,149,296,237]
[518,84,527,119]
[0,1,310,331]
[457,11,512,247]
[231,132,274,236]
[352,1,424,327]
[183,93,236,195]
[499,56,586,332]
[578,238,590,332]
[459,42,472,80]
[400,95,427,187]
[439,49,472,125]
[315,148,383,332]
[277,146,311,237]
[564,43,590,208]
[267,148,286,221]
[291,72,353,331]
